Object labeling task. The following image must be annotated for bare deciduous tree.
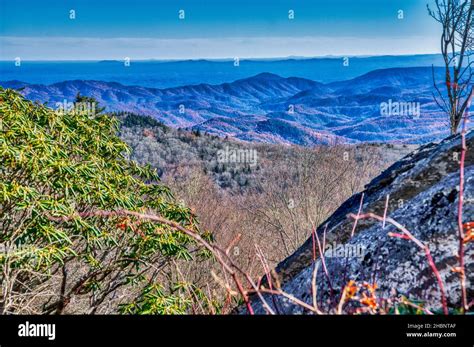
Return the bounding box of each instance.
[428,0,473,134]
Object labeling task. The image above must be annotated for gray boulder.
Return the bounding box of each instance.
[249,130,474,314]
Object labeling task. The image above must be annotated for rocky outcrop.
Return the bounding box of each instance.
[250,130,474,314]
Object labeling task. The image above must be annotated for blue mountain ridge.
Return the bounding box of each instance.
[0,67,452,145]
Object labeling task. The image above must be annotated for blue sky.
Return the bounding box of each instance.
[0,0,441,60]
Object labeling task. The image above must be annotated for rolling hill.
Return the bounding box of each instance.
[1,66,450,144]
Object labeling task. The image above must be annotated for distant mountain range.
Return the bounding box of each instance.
[1,66,451,144]
[0,54,446,87]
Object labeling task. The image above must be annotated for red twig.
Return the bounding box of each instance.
[225,233,242,255]
[311,226,317,261]
[382,194,390,229]
[388,232,410,240]
[255,244,281,314]
[310,221,333,292]
[351,193,365,237]
[233,273,254,315]
[456,91,472,312]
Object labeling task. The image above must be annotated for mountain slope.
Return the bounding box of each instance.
[1,67,450,144]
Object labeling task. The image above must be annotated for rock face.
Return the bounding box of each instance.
[249,130,474,314]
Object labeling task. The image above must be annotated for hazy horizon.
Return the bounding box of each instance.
[0,54,446,88]
[0,52,444,62]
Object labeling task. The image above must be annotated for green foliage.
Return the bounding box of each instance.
[389,297,452,315]
[389,299,427,315]
[0,89,212,314]
[119,281,220,315]
[74,92,106,115]
[117,112,167,129]
[119,283,192,315]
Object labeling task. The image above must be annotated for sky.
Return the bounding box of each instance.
[0,0,442,60]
